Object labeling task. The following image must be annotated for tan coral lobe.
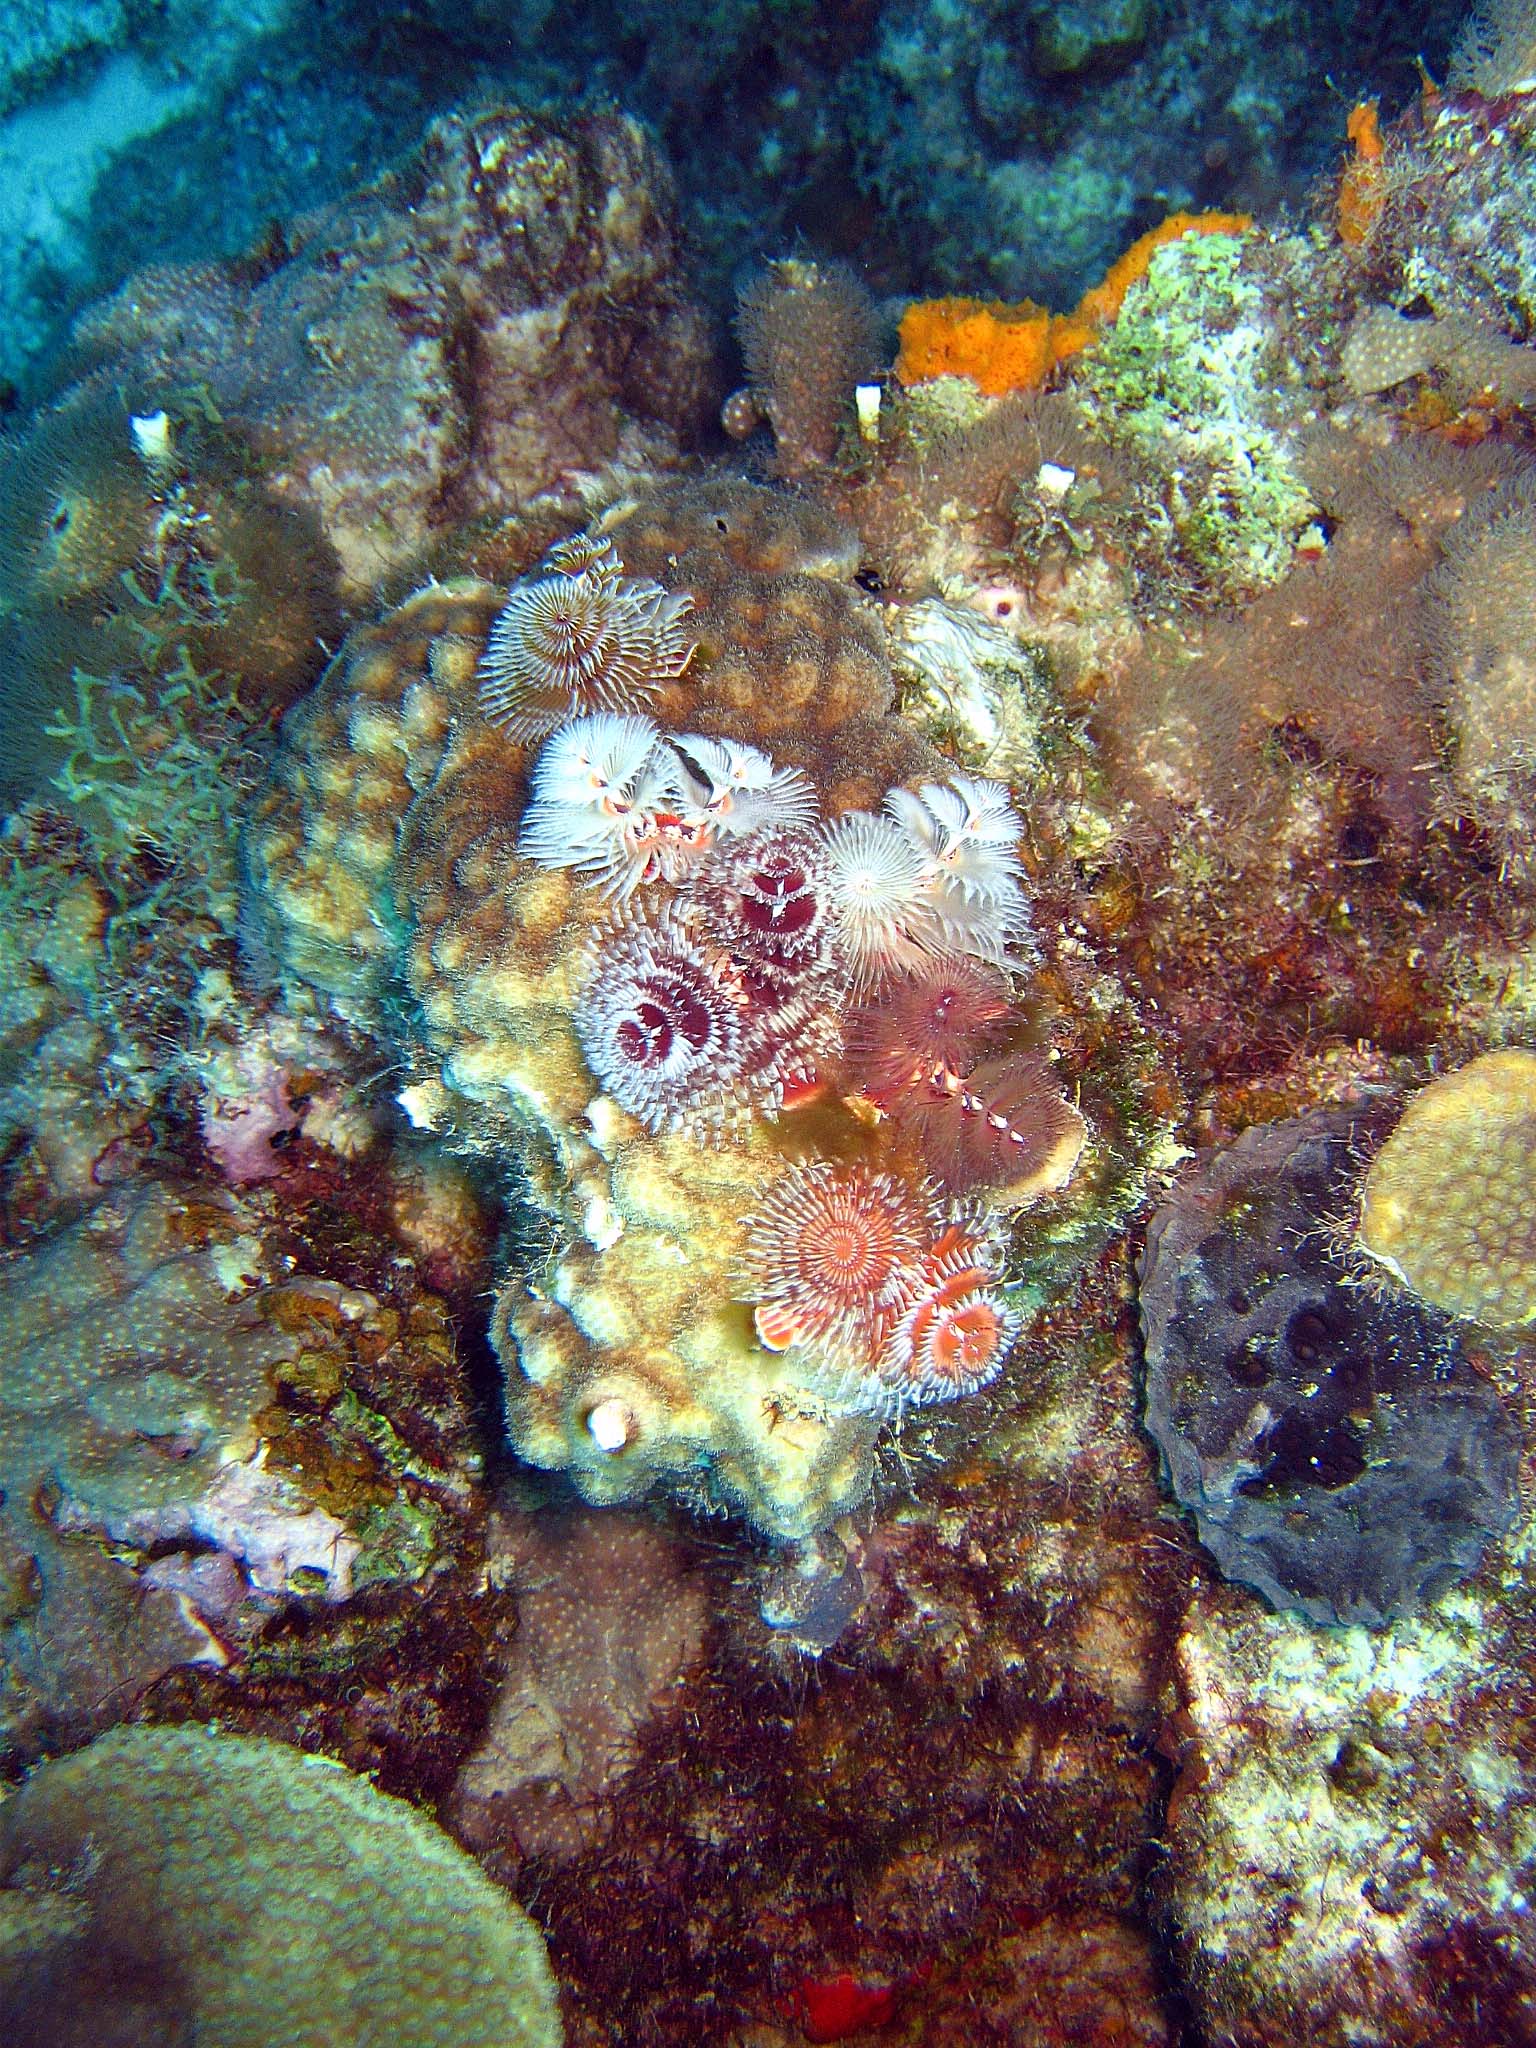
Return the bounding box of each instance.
[1358,1049,1536,1327]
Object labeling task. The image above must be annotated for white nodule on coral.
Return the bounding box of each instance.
[582,1189,625,1251]
[397,1077,453,1132]
[130,408,173,467]
[209,1233,267,1296]
[586,1397,635,1453]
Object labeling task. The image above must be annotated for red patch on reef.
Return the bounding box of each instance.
[785,1968,903,2041]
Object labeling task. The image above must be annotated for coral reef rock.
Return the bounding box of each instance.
[1165,1562,1536,2047]
[0,1176,468,1764]
[450,1505,707,1867]
[64,104,717,601]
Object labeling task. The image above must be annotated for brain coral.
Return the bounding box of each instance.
[1139,1109,1519,1626]
[1358,1049,1536,1327]
[246,481,1088,1538]
[0,1723,561,2048]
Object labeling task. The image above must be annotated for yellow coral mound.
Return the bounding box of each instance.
[1358,1049,1536,1326]
[246,483,1088,1538]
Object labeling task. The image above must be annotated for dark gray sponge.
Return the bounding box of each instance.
[1139,1108,1521,1627]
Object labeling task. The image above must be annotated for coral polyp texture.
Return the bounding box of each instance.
[0,1724,562,2048]
[1358,1050,1536,1327]
[247,483,1093,1536]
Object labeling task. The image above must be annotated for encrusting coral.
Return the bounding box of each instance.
[0,1171,482,1763]
[0,1723,562,2048]
[247,481,1091,1538]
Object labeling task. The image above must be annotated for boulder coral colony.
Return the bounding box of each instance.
[6,4,1536,2043]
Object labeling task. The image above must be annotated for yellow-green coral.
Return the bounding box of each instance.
[0,1724,562,2048]
[1358,1049,1536,1327]
[1077,230,1315,597]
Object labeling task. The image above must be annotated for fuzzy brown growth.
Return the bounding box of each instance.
[830,390,1125,594]
[0,384,340,801]
[1423,470,1536,796]
[736,258,878,478]
[1096,431,1511,842]
[613,474,861,587]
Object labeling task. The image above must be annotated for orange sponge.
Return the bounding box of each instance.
[1074,209,1253,326]
[895,296,1059,395]
[1337,100,1385,249]
[895,209,1254,397]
